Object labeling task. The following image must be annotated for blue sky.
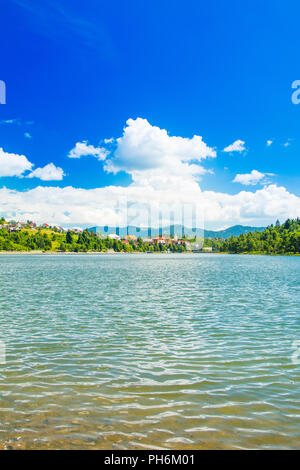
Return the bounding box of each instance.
[0,0,300,229]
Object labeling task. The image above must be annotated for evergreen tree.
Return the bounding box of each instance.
[66,231,73,244]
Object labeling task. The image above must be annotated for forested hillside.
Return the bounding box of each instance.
[0,226,186,253]
[210,219,300,254]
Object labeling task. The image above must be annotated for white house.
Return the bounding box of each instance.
[108,233,120,240]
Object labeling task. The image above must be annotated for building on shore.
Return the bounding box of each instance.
[108,233,120,240]
[125,235,137,241]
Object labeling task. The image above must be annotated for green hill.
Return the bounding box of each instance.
[204,224,265,239]
[210,219,300,255]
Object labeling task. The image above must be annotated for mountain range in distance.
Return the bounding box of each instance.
[203,225,265,238]
[88,224,265,239]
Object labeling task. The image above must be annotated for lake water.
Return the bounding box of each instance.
[0,253,299,449]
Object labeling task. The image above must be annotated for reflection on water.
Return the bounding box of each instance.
[0,253,299,449]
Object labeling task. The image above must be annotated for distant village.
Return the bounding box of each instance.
[0,220,66,233]
[103,233,192,249]
[0,219,191,247]
[0,218,213,252]
[0,219,81,234]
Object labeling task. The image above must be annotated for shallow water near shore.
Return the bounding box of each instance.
[0,253,299,449]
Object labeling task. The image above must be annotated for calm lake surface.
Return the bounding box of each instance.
[0,253,299,449]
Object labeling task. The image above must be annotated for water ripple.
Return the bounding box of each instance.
[0,254,299,449]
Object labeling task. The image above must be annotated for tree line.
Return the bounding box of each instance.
[0,227,187,253]
[1,218,300,254]
[208,219,300,254]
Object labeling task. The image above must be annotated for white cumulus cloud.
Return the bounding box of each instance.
[1,118,298,229]
[0,184,299,228]
[223,139,246,153]
[68,141,109,160]
[0,147,33,177]
[233,169,273,186]
[27,163,65,181]
[266,140,273,147]
[104,118,216,177]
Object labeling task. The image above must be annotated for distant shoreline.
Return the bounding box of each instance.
[0,251,299,256]
[0,250,191,255]
[0,250,196,255]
